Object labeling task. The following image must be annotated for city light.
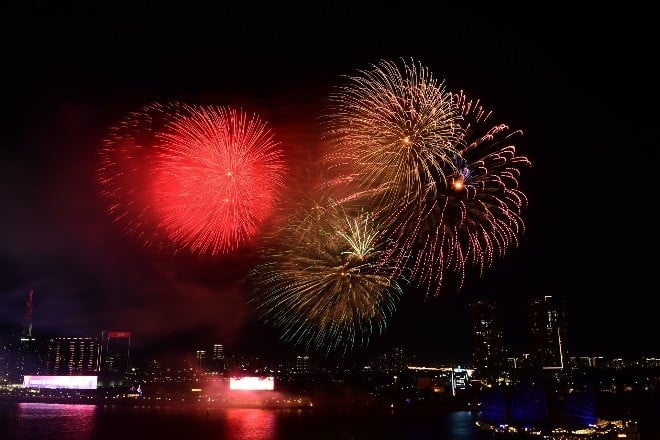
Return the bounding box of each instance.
[23,376,98,390]
[229,376,275,391]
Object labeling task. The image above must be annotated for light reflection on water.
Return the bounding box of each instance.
[224,408,277,440]
[447,411,478,438]
[4,400,654,439]
[16,403,97,440]
[1,402,486,440]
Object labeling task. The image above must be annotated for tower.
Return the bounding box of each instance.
[468,299,506,378]
[16,290,41,380]
[21,290,34,340]
[529,295,567,370]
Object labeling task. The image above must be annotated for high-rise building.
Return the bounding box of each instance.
[371,347,410,373]
[196,350,207,368]
[451,368,471,396]
[293,355,311,375]
[212,344,223,360]
[468,299,506,375]
[210,344,225,372]
[529,295,567,370]
[46,337,99,374]
[99,331,131,374]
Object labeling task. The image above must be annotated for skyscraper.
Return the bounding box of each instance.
[294,355,311,375]
[529,295,567,370]
[99,331,131,374]
[196,350,207,368]
[46,337,99,374]
[211,344,225,372]
[468,299,506,377]
[212,344,223,360]
[16,290,41,380]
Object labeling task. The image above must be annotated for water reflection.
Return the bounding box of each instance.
[2,402,486,440]
[17,403,97,440]
[446,411,477,438]
[224,408,277,440]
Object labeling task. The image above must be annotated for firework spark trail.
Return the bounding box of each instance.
[97,102,286,255]
[319,58,530,297]
[99,60,531,354]
[385,90,532,297]
[96,102,183,252]
[321,58,464,206]
[152,104,286,255]
[248,195,407,356]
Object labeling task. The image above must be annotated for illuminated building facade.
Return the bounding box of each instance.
[46,337,99,374]
[99,331,131,374]
[468,299,506,376]
[212,344,224,359]
[450,368,471,396]
[16,341,42,378]
[371,347,410,373]
[196,350,206,368]
[294,355,310,375]
[23,375,98,390]
[210,343,225,372]
[529,295,567,370]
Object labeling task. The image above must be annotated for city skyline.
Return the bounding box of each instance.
[1,4,655,363]
[2,289,655,369]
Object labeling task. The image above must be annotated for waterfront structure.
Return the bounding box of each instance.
[475,374,640,439]
[23,375,98,390]
[529,295,567,370]
[450,368,471,396]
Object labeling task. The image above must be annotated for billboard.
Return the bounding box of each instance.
[229,376,275,391]
[23,375,98,390]
[107,331,130,338]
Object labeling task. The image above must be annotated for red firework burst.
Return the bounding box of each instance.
[97,102,286,255]
[150,104,286,255]
[97,102,182,252]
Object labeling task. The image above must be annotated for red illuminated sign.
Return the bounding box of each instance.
[107,331,130,338]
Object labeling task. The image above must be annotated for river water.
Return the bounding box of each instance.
[0,401,493,440]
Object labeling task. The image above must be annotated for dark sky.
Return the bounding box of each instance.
[1,3,656,364]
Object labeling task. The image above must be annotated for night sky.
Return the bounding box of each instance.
[1,3,655,364]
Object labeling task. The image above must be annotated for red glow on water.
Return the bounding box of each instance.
[17,403,96,437]
[225,408,277,440]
